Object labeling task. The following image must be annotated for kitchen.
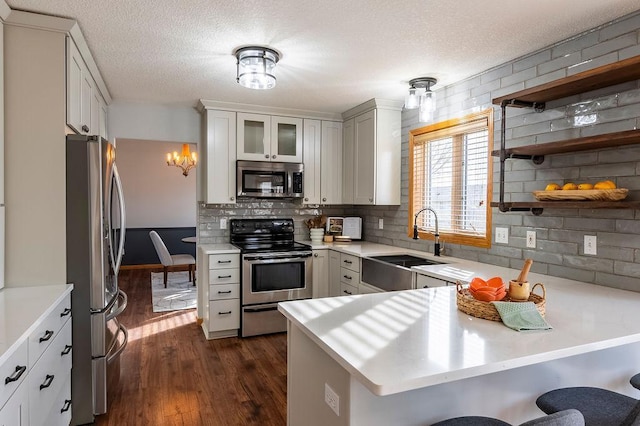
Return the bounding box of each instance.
[1,1,640,425]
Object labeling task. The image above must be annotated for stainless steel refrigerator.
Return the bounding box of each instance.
[66,134,129,425]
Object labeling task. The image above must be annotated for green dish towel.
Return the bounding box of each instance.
[491,301,552,331]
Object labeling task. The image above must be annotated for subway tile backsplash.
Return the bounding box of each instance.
[199,11,640,291]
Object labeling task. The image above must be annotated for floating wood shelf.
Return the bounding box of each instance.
[491,201,640,215]
[491,129,640,158]
[492,55,640,214]
[492,55,640,106]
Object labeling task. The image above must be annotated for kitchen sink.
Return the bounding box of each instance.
[368,254,446,268]
[361,255,447,292]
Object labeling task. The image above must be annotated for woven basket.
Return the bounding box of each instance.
[456,282,546,322]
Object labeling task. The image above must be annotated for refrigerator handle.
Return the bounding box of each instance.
[106,290,128,321]
[106,322,128,364]
[112,163,127,274]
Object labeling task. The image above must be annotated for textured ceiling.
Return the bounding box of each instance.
[6,0,640,113]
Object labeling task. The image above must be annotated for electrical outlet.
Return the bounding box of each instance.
[495,227,509,244]
[584,235,597,255]
[526,231,536,248]
[220,218,228,229]
[378,218,384,229]
[325,383,340,416]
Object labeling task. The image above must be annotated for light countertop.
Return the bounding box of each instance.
[199,243,240,254]
[0,284,73,365]
[279,265,640,396]
[302,240,552,285]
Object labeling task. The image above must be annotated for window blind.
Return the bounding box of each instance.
[410,111,492,243]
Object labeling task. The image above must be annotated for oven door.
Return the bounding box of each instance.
[242,252,312,305]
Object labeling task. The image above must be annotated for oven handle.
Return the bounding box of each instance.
[244,253,312,262]
[243,306,279,313]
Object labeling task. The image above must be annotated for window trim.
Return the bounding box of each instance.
[407,108,494,249]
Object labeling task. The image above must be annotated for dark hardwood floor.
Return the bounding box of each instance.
[95,267,287,426]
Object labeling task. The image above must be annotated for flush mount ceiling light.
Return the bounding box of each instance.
[405,77,437,122]
[235,46,280,90]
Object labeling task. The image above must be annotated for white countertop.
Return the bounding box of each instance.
[279,262,640,396]
[199,243,240,254]
[303,240,533,285]
[0,284,73,365]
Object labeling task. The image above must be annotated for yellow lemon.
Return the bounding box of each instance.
[545,183,561,191]
[594,181,616,189]
[577,183,594,190]
[562,183,578,190]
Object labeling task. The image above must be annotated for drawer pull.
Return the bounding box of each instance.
[343,290,353,295]
[218,275,232,279]
[40,374,55,390]
[39,330,54,343]
[61,399,72,413]
[343,275,352,280]
[60,308,72,317]
[61,345,72,356]
[217,260,232,264]
[5,365,27,385]
[218,311,232,315]
[217,290,232,294]
[343,260,352,264]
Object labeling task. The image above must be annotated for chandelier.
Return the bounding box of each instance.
[166,144,197,177]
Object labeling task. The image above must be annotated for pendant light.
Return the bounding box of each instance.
[405,77,437,122]
[235,46,280,90]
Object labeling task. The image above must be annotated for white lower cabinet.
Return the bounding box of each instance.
[311,250,328,298]
[416,274,453,288]
[0,287,72,426]
[201,250,241,339]
[0,379,28,426]
[328,250,341,297]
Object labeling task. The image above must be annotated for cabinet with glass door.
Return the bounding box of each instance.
[237,113,303,163]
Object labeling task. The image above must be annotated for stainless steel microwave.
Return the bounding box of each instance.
[237,160,304,198]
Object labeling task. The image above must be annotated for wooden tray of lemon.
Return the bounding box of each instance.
[533,181,628,201]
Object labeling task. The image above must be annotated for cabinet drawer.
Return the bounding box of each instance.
[208,300,240,332]
[416,274,451,288]
[340,267,360,286]
[45,373,71,426]
[28,321,72,426]
[340,282,359,296]
[340,254,360,273]
[209,283,240,300]
[209,254,239,269]
[208,268,240,285]
[0,339,28,410]
[28,293,72,368]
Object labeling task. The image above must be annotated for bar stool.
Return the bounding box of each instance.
[431,409,584,426]
[631,373,640,391]
[536,387,640,425]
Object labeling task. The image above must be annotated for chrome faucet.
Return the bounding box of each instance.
[413,207,441,256]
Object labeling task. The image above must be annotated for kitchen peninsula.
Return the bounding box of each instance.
[279,259,640,425]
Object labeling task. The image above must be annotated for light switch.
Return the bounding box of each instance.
[584,235,597,255]
[220,218,228,229]
[378,218,384,229]
[495,227,508,244]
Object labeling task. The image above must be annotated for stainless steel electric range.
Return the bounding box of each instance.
[230,218,312,337]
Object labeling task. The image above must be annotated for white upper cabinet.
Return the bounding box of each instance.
[201,109,237,204]
[320,121,343,204]
[303,120,343,205]
[237,113,303,163]
[66,37,108,136]
[303,119,321,204]
[341,99,402,205]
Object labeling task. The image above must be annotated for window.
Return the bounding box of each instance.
[409,109,493,248]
